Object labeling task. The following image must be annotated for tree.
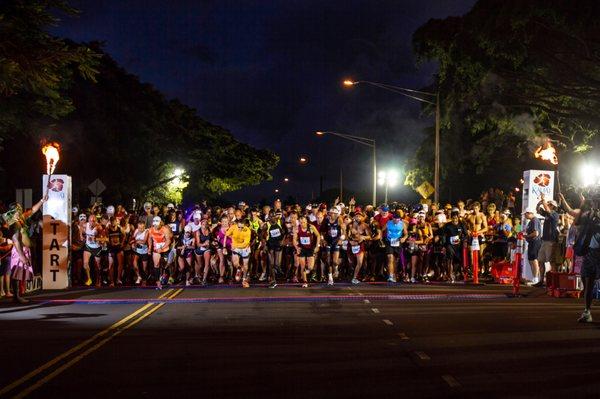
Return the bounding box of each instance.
[0,0,99,142]
[408,0,600,198]
[0,46,278,205]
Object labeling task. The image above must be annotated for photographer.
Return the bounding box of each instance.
[574,189,600,323]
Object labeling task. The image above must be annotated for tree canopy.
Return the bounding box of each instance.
[407,0,600,198]
[0,2,278,205]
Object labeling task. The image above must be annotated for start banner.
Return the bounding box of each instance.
[42,175,72,289]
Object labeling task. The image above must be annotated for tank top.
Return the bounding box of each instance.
[133,229,148,254]
[267,222,284,243]
[297,226,316,249]
[189,221,202,233]
[322,219,340,243]
[150,227,167,252]
[108,225,123,247]
[85,223,100,248]
[386,220,403,247]
[215,228,232,249]
[181,234,195,249]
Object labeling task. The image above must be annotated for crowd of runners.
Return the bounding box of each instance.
[60,189,574,290]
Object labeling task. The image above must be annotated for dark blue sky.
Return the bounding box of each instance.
[53,0,476,203]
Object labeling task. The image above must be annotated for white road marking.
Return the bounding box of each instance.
[383,319,393,325]
[415,351,430,360]
[371,308,380,313]
[442,375,461,388]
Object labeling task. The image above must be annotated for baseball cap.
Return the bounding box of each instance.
[152,216,161,223]
[78,214,87,222]
[193,210,202,220]
[329,208,340,215]
[167,203,175,210]
[184,225,192,233]
[106,205,115,214]
[524,207,536,214]
[393,212,402,219]
[143,202,152,210]
[305,204,312,210]
[547,200,558,207]
[381,205,390,212]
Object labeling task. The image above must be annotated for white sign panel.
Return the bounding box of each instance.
[42,175,72,289]
[522,170,555,214]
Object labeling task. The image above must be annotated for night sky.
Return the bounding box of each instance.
[52,0,476,204]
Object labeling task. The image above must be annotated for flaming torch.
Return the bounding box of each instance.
[534,139,560,193]
[42,142,61,192]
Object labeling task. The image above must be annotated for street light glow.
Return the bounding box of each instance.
[343,80,355,86]
[275,188,279,193]
[316,131,325,136]
[580,163,600,187]
[284,177,289,182]
[299,155,309,165]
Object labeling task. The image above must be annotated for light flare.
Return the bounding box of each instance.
[42,142,61,175]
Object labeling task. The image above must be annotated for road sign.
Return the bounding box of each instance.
[416,181,435,199]
[88,178,106,196]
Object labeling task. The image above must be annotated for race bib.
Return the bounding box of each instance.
[329,229,338,238]
[300,236,311,245]
[471,238,480,251]
[390,238,400,247]
[136,244,148,255]
[168,223,177,232]
[450,235,460,245]
[341,240,348,247]
[351,245,361,254]
[270,229,281,238]
[155,242,165,250]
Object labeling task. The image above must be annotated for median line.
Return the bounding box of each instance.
[0,288,177,397]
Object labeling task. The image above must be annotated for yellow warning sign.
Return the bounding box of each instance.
[416,181,435,199]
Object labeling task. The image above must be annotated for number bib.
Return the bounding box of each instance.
[390,238,400,247]
[450,235,460,245]
[300,236,311,246]
[351,245,361,254]
[329,229,338,238]
[270,229,281,238]
[471,238,480,251]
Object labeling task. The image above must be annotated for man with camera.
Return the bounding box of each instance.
[574,189,600,323]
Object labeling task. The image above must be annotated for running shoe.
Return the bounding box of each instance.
[351,278,360,285]
[168,276,175,285]
[200,280,207,286]
[160,275,168,286]
[85,277,92,286]
[235,269,242,282]
[292,276,299,283]
[410,277,416,283]
[327,274,334,286]
[218,276,225,284]
[116,280,123,286]
[259,272,267,282]
[333,266,339,279]
[135,276,142,285]
[268,281,277,289]
[387,276,397,283]
[301,283,308,288]
[156,280,162,290]
[242,279,250,288]
[186,279,191,287]
[578,310,593,323]
[310,272,319,282]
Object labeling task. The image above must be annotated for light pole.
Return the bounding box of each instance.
[344,79,440,204]
[377,169,399,204]
[316,131,377,205]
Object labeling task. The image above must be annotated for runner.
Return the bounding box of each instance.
[293,215,320,288]
[148,216,173,289]
[382,211,407,283]
[176,225,195,286]
[214,215,232,283]
[467,202,488,280]
[263,212,285,288]
[130,219,148,285]
[226,217,252,288]
[195,218,214,284]
[106,216,125,286]
[443,211,469,282]
[348,211,371,284]
[82,214,101,287]
[320,208,342,285]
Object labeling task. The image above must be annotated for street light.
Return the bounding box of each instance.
[284,177,289,182]
[344,79,440,204]
[378,169,399,204]
[316,130,377,205]
[298,155,310,165]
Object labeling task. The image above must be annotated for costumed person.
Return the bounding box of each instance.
[1,196,46,304]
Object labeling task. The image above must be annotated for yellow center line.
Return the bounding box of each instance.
[12,287,185,399]
[0,288,175,397]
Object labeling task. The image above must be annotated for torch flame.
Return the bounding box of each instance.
[534,140,558,165]
[42,142,61,175]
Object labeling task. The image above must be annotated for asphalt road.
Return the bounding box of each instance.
[1,283,599,398]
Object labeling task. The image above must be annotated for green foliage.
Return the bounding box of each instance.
[53,47,278,203]
[409,0,600,197]
[0,0,99,138]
